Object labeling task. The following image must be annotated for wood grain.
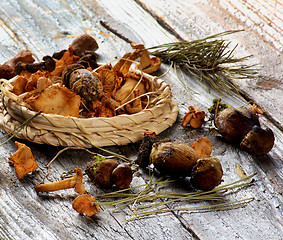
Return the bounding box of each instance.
[0,0,282,239]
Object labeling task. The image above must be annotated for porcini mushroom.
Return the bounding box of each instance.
[85,158,119,188]
[8,141,38,179]
[150,142,200,176]
[182,106,205,128]
[71,34,99,57]
[190,157,223,191]
[34,168,85,194]
[240,125,275,155]
[72,194,100,217]
[131,43,161,74]
[215,106,260,143]
[111,163,133,189]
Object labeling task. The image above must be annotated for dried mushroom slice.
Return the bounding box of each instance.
[190,137,212,158]
[24,83,81,117]
[8,141,38,179]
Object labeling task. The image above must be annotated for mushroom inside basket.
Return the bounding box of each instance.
[0,38,178,148]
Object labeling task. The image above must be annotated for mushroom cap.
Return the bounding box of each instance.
[150,142,200,176]
[190,137,212,158]
[240,125,274,155]
[215,107,260,143]
[190,157,223,191]
[8,141,38,179]
[111,163,133,189]
[72,194,100,217]
[71,34,99,56]
[61,63,84,87]
[85,159,119,188]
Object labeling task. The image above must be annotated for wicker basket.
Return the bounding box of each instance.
[0,71,179,148]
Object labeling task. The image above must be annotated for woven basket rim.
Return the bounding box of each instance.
[0,70,179,147]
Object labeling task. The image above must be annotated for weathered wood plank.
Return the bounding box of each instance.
[134,0,283,130]
[0,0,282,240]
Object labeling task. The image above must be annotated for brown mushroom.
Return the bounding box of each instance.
[215,106,260,143]
[111,163,133,189]
[8,141,38,179]
[34,168,85,194]
[150,142,200,176]
[14,56,56,74]
[0,50,35,79]
[4,50,35,68]
[240,125,274,155]
[71,34,99,57]
[190,157,223,191]
[85,158,119,188]
[72,194,100,217]
[131,43,161,74]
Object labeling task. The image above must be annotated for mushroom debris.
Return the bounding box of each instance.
[6,34,160,118]
[8,141,38,179]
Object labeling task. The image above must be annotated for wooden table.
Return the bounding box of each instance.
[0,1,282,239]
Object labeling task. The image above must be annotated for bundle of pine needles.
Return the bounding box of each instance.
[147,30,258,94]
[95,173,256,221]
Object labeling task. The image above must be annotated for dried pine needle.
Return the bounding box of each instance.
[147,30,258,94]
[94,173,256,220]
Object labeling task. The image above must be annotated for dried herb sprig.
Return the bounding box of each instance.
[147,30,258,94]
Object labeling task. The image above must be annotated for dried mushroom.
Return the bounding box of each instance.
[8,141,38,179]
[4,50,35,68]
[6,35,157,119]
[131,43,161,73]
[15,56,56,74]
[71,34,99,57]
[0,50,35,79]
[62,64,102,102]
[24,83,81,117]
[182,106,205,128]
[50,47,80,76]
[34,167,85,194]
[190,137,212,158]
[72,194,100,217]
